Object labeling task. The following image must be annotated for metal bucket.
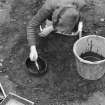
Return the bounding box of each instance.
[73,35,105,80]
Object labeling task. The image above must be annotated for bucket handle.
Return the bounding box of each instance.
[78,21,83,38]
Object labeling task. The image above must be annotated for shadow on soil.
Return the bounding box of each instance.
[3,32,105,105]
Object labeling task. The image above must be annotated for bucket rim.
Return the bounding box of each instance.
[73,35,105,64]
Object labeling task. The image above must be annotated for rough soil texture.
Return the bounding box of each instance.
[1,0,105,105]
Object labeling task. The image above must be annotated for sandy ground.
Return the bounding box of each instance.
[0,0,105,105]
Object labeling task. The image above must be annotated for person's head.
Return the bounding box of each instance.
[52,6,80,34]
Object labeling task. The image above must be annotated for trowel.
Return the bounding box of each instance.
[35,60,39,70]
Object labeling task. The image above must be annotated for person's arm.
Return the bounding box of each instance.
[27,0,55,61]
[27,0,55,46]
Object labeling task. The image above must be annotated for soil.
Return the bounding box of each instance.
[0,0,105,105]
[80,52,105,61]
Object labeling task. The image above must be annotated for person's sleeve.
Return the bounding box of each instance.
[27,0,54,46]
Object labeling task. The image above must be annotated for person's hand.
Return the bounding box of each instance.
[71,21,83,36]
[39,25,54,37]
[78,21,83,38]
[71,31,79,36]
[29,45,38,61]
